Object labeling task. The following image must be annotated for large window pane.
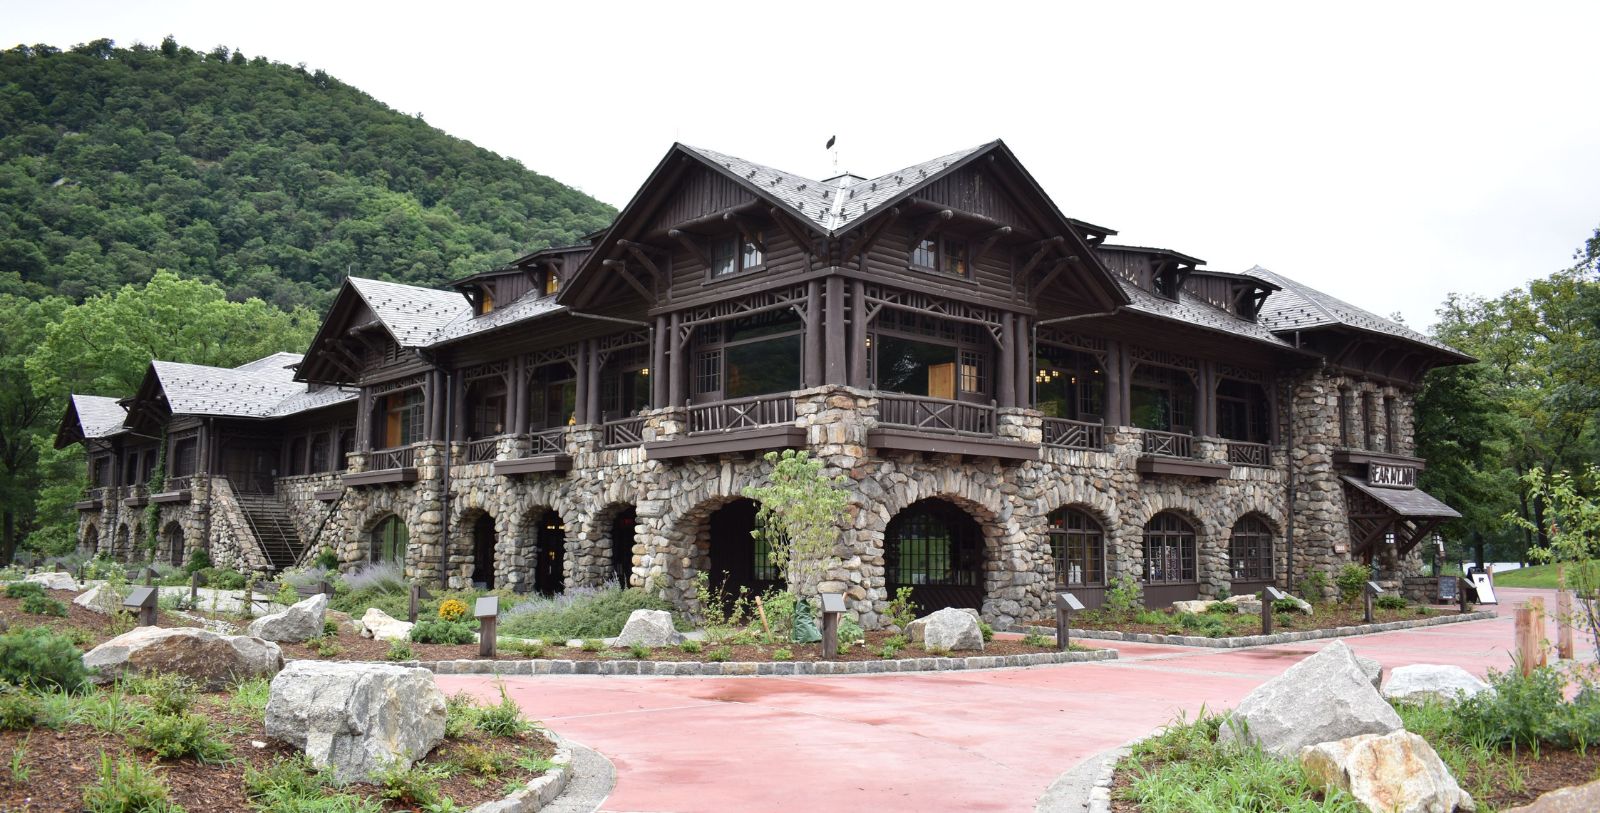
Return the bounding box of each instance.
[725,335,801,398]
[876,335,956,397]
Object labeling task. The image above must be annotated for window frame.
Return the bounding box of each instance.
[1142,512,1198,585]
[1229,515,1275,582]
[1048,507,1105,587]
[909,233,973,279]
[690,309,803,403]
[705,230,766,282]
[370,515,409,564]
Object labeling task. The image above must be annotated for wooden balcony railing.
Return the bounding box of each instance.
[162,475,194,493]
[1139,429,1194,459]
[463,436,500,464]
[1226,440,1271,467]
[1041,417,1105,451]
[603,416,646,448]
[528,427,568,455]
[877,394,996,437]
[688,394,796,434]
[370,445,416,471]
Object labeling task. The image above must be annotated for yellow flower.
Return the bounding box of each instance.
[438,598,468,622]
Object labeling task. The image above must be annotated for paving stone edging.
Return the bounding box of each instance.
[1024,610,1496,649]
[468,726,573,813]
[352,647,1117,677]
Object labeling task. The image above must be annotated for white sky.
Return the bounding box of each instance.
[7,0,1599,329]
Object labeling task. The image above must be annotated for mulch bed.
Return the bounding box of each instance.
[0,588,203,645]
[277,625,1069,663]
[1048,603,1468,639]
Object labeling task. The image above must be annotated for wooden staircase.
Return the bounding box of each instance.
[234,491,304,572]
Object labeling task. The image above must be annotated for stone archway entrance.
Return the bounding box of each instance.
[114,524,132,562]
[707,499,781,599]
[609,507,636,587]
[531,509,565,595]
[164,522,185,567]
[471,514,496,589]
[885,499,984,613]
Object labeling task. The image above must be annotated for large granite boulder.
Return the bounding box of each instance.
[1504,779,1600,812]
[1173,600,1219,614]
[907,607,984,652]
[247,594,328,643]
[612,609,683,648]
[1219,640,1402,756]
[1301,730,1476,813]
[1356,654,1384,691]
[358,608,414,642]
[73,583,123,615]
[1223,595,1263,615]
[83,626,282,690]
[1383,664,1492,705]
[265,661,446,784]
[24,572,78,591]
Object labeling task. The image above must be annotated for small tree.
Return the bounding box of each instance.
[1509,465,1600,660]
[742,450,850,605]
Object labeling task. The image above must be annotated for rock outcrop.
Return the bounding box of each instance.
[83,626,283,690]
[246,593,329,643]
[1219,641,1402,756]
[265,661,446,784]
[1301,730,1475,813]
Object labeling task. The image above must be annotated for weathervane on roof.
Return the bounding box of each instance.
[826,134,838,175]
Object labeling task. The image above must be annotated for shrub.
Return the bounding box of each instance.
[884,586,917,631]
[132,712,233,762]
[1022,631,1052,648]
[499,582,679,641]
[1133,609,1170,626]
[385,640,416,662]
[409,619,476,645]
[977,621,994,642]
[314,637,343,658]
[437,598,468,622]
[20,594,67,617]
[244,754,387,813]
[877,643,901,658]
[313,549,339,571]
[183,547,211,574]
[1299,570,1329,602]
[0,689,41,730]
[444,692,479,739]
[1204,601,1236,615]
[273,582,300,609]
[128,673,196,716]
[580,639,603,652]
[4,581,44,600]
[705,646,732,662]
[1105,574,1145,616]
[200,568,247,590]
[323,619,339,637]
[475,684,530,738]
[1335,563,1371,604]
[450,742,503,776]
[82,752,183,813]
[511,639,545,659]
[1178,612,1231,638]
[1375,594,1409,610]
[626,643,650,660]
[838,616,864,650]
[376,760,448,807]
[771,647,793,661]
[1272,597,1303,614]
[1449,666,1600,749]
[678,639,702,654]
[0,627,88,690]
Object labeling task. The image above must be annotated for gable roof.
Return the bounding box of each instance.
[135,353,355,422]
[54,394,128,448]
[346,277,473,347]
[1250,266,1470,360]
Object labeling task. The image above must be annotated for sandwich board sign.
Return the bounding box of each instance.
[1469,572,1497,605]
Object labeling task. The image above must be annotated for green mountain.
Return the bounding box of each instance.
[0,37,615,308]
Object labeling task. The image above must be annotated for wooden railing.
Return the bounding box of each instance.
[876,394,996,437]
[688,394,796,434]
[1041,417,1105,451]
[463,436,500,463]
[603,416,646,448]
[1139,429,1194,458]
[1226,440,1271,467]
[369,445,416,471]
[528,427,568,455]
[162,475,194,493]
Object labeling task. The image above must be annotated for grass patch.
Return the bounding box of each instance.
[498,582,680,641]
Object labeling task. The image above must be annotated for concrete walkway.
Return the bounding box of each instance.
[439,588,1588,813]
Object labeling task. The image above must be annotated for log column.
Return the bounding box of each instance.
[804,280,823,387]
[824,276,846,385]
[1104,342,1125,427]
[511,358,528,435]
[667,312,685,407]
[585,342,602,425]
[1199,360,1217,437]
[573,341,590,426]
[652,315,669,406]
[998,313,1017,408]
[849,279,868,389]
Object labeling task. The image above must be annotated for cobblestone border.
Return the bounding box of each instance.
[468,725,573,813]
[361,647,1117,676]
[1024,609,1496,649]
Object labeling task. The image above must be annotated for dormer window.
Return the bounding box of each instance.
[911,235,969,278]
[543,270,560,296]
[709,233,763,278]
[475,286,495,316]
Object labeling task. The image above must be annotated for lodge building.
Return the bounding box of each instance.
[56,141,1468,627]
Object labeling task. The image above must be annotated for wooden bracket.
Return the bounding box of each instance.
[722,212,767,254]
[969,225,1012,268]
[848,207,900,268]
[766,207,822,271]
[1019,237,1064,278]
[907,209,954,252]
[617,240,664,285]
[668,229,713,270]
[601,259,653,302]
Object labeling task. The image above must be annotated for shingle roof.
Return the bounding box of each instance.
[347,277,473,347]
[1117,280,1298,350]
[1250,266,1467,357]
[70,395,128,438]
[1342,477,1462,519]
[151,354,355,419]
[431,291,566,344]
[679,142,989,233]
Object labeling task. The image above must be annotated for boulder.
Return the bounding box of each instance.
[1282,595,1315,614]
[83,626,282,690]
[358,608,414,642]
[1356,655,1384,691]
[23,572,78,591]
[907,607,984,651]
[1173,599,1219,614]
[1301,730,1475,813]
[612,609,683,648]
[73,583,123,615]
[1503,778,1600,812]
[1383,664,1492,705]
[1223,595,1264,615]
[1219,640,1403,756]
[265,661,446,784]
[247,594,329,643]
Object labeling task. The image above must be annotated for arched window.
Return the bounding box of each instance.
[1047,508,1104,586]
[370,515,408,563]
[885,499,984,611]
[164,523,185,567]
[1229,516,1275,583]
[1142,512,1196,584]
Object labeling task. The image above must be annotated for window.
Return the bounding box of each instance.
[336,427,355,469]
[91,457,110,487]
[1048,508,1104,586]
[378,389,424,448]
[476,286,495,316]
[1035,347,1105,421]
[599,346,650,420]
[528,367,577,429]
[1143,512,1197,584]
[370,515,408,563]
[466,379,507,439]
[885,501,982,588]
[1338,388,1351,446]
[124,451,140,485]
[871,312,991,401]
[959,349,985,394]
[1384,397,1398,454]
[1217,379,1271,443]
[310,433,330,473]
[911,234,970,278]
[1130,365,1196,432]
[691,311,802,401]
[171,438,198,477]
[288,439,306,476]
[709,232,763,278]
[543,271,560,296]
[1362,391,1376,450]
[1229,516,1274,582]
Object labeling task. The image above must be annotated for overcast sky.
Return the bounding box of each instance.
[9,0,1599,329]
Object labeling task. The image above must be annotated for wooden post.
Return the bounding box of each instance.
[189,570,200,606]
[1261,588,1274,636]
[1014,316,1031,408]
[476,597,499,658]
[1528,596,1548,668]
[243,579,254,620]
[573,340,590,425]
[805,280,824,387]
[848,279,867,389]
[1557,590,1575,660]
[1363,589,1374,624]
[652,315,669,406]
[998,313,1017,408]
[1514,602,1538,676]
[409,583,422,623]
[667,313,684,407]
[824,276,846,384]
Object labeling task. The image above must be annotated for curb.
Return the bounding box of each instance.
[1034,743,1130,813]
[469,726,574,813]
[317,647,1118,676]
[1025,610,1496,649]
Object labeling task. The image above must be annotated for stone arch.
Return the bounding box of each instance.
[590,501,639,588]
[641,463,776,612]
[114,523,133,562]
[81,521,100,556]
[1042,503,1112,603]
[517,504,568,595]
[1138,509,1205,606]
[1225,511,1282,590]
[443,504,499,590]
[882,497,990,616]
[161,521,185,568]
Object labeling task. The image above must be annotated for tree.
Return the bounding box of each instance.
[742,450,852,611]
[0,294,67,563]
[1509,465,1600,660]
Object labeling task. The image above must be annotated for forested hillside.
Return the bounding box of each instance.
[0,37,615,308]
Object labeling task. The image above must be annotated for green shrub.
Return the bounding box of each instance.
[132,712,232,762]
[510,639,545,659]
[4,581,44,599]
[499,585,679,641]
[1272,597,1303,613]
[128,673,196,717]
[82,752,185,813]
[884,586,917,631]
[678,639,702,654]
[1204,601,1236,615]
[1299,570,1329,602]
[376,760,448,807]
[1375,594,1409,610]
[385,640,416,661]
[1104,574,1145,616]
[626,643,650,660]
[475,684,530,738]
[183,547,211,574]
[705,646,732,662]
[200,568,247,590]
[1335,563,1371,604]
[314,637,342,658]
[0,627,88,690]
[409,619,476,645]
[20,594,67,617]
[877,644,900,658]
[0,689,41,730]
[78,690,151,734]
[1177,612,1231,638]
[313,549,339,571]
[1449,666,1600,750]
[244,754,380,813]
[977,621,994,641]
[580,639,603,652]
[450,742,503,777]
[229,677,271,720]
[444,692,479,739]
[771,647,793,661]
[1022,631,1052,648]
[837,616,864,650]
[1133,609,1169,626]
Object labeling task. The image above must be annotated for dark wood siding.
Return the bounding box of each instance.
[646,167,757,234]
[916,165,1033,229]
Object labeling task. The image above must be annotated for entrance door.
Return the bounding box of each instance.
[533,510,565,595]
[707,499,782,599]
[610,507,636,587]
[885,499,984,613]
[471,514,496,589]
